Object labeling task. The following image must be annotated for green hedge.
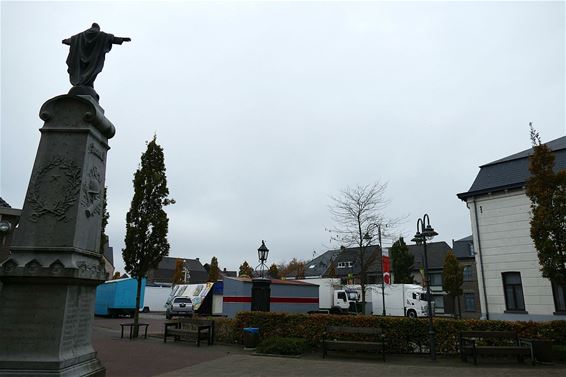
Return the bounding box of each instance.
[256,337,308,355]
[219,311,566,355]
[211,317,237,344]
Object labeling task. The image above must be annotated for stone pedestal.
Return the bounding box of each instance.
[251,278,271,312]
[0,94,115,376]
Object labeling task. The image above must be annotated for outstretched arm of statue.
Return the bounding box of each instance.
[62,38,71,45]
[112,37,132,45]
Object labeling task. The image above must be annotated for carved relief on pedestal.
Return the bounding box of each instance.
[50,260,65,275]
[88,143,104,162]
[25,259,41,274]
[80,166,103,218]
[3,259,17,273]
[27,156,81,222]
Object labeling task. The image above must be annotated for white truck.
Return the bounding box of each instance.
[301,279,429,317]
[366,284,430,318]
[300,278,361,314]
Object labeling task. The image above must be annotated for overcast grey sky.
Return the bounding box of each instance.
[1,0,565,274]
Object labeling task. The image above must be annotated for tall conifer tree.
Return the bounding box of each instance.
[208,256,220,282]
[526,125,566,286]
[443,250,463,318]
[238,261,253,277]
[390,237,414,284]
[99,186,109,254]
[123,136,174,336]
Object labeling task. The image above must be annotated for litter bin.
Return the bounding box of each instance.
[243,327,260,349]
[521,338,554,363]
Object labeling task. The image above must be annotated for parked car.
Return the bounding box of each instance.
[165,296,194,319]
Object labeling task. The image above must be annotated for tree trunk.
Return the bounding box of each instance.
[133,277,142,338]
[360,281,365,314]
[457,295,461,319]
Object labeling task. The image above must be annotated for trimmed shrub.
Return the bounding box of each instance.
[211,317,237,344]
[256,337,307,355]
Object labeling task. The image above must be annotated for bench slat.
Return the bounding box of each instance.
[323,326,386,361]
[459,331,534,366]
[164,318,214,347]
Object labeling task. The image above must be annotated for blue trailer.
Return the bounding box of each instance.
[95,278,146,317]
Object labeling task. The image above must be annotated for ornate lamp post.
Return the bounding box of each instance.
[256,240,269,279]
[182,264,190,284]
[252,240,271,312]
[364,224,386,316]
[411,214,438,361]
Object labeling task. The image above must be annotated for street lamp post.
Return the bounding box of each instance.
[252,240,271,312]
[411,214,438,361]
[364,224,386,316]
[256,240,269,279]
[182,263,190,284]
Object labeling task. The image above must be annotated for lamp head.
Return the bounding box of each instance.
[411,232,424,245]
[0,221,11,233]
[257,240,269,263]
[422,224,438,241]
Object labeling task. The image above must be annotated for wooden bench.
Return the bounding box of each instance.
[459,331,534,365]
[163,318,214,347]
[322,326,386,361]
[120,323,149,339]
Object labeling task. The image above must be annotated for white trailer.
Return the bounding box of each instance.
[142,285,172,313]
[366,284,429,318]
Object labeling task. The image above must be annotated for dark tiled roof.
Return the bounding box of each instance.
[331,245,382,277]
[0,197,11,208]
[220,270,238,278]
[457,136,566,200]
[452,235,474,259]
[304,249,341,277]
[408,241,452,270]
[157,256,207,272]
[148,256,208,284]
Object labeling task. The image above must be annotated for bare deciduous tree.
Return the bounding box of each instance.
[328,182,401,310]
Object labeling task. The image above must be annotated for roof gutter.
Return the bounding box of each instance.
[457,182,525,201]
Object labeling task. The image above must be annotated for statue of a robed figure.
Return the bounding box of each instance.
[63,23,131,100]
[0,23,128,377]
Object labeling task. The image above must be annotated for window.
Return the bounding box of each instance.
[337,292,346,301]
[469,244,475,257]
[429,273,442,287]
[502,272,525,311]
[337,261,353,269]
[552,282,566,313]
[174,297,192,304]
[464,293,475,312]
[463,266,474,281]
[433,295,444,313]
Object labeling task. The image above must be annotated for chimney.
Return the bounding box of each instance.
[196,258,199,261]
[223,268,227,272]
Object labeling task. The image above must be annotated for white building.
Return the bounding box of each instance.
[457,136,566,321]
